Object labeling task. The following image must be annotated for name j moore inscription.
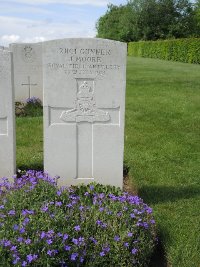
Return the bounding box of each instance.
[47,47,121,76]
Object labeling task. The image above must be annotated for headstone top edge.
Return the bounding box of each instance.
[9,42,42,47]
[42,38,127,47]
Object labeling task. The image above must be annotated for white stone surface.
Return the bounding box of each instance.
[9,43,43,102]
[43,38,127,188]
[0,50,16,178]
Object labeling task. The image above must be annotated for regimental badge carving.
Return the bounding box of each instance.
[60,80,110,123]
[21,45,36,63]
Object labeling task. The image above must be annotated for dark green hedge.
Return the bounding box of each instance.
[128,38,200,64]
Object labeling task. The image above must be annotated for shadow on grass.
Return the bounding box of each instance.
[149,242,168,267]
[137,184,200,267]
[17,163,43,173]
[138,185,200,205]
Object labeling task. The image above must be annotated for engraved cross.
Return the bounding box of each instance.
[21,76,37,98]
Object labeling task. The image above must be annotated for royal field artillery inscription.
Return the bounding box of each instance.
[43,38,126,188]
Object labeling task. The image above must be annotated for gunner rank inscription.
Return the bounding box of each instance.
[47,46,120,77]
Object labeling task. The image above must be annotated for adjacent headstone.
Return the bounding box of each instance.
[43,38,127,188]
[9,43,43,102]
[0,50,16,178]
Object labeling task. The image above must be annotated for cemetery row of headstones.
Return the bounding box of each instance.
[0,39,127,188]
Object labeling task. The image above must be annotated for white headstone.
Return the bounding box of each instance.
[43,38,127,188]
[9,43,43,102]
[0,50,16,178]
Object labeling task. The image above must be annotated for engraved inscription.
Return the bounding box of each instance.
[21,45,36,63]
[47,47,120,77]
[60,80,110,123]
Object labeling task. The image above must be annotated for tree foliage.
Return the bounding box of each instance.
[96,0,200,42]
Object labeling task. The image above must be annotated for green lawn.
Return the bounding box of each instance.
[16,57,200,267]
[125,57,200,267]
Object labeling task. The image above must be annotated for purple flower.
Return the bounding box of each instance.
[96,220,102,225]
[4,240,11,247]
[89,185,94,191]
[146,207,153,214]
[57,190,62,196]
[72,238,78,245]
[71,252,78,261]
[47,250,58,256]
[141,222,149,229]
[22,218,30,226]
[89,237,97,245]
[114,235,120,241]
[130,213,135,218]
[17,237,23,243]
[19,227,25,234]
[22,261,27,266]
[46,239,53,245]
[124,242,129,247]
[74,225,80,231]
[8,210,15,216]
[0,205,4,209]
[13,224,19,231]
[26,254,38,263]
[22,209,34,216]
[128,232,133,237]
[64,245,71,251]
[24,238,31,245]
[10,245,17,251]
[102,223,107,228]
[47,230,54,237]
[13,256,20,264]
[131,248,138,255]
[100,251,105,257]
[40,231,46,239]
[41,205,48,212]
[57,232,63,237]
[63,234,69,240]
[55,201,62,207]
[103,246,110,253]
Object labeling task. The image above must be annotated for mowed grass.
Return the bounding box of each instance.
[125,57,200,267]
[16,57,200,267]
[16,116,43,170]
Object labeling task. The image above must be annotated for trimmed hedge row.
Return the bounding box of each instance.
[128,38,200,64]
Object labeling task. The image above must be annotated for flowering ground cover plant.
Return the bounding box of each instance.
[0,171,156,266]
[24,97,43,117]
[15,97,43,117]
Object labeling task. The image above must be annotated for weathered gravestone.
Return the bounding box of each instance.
[0,50,16,177]
[43,38,127,188]
[9,43,43,102]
